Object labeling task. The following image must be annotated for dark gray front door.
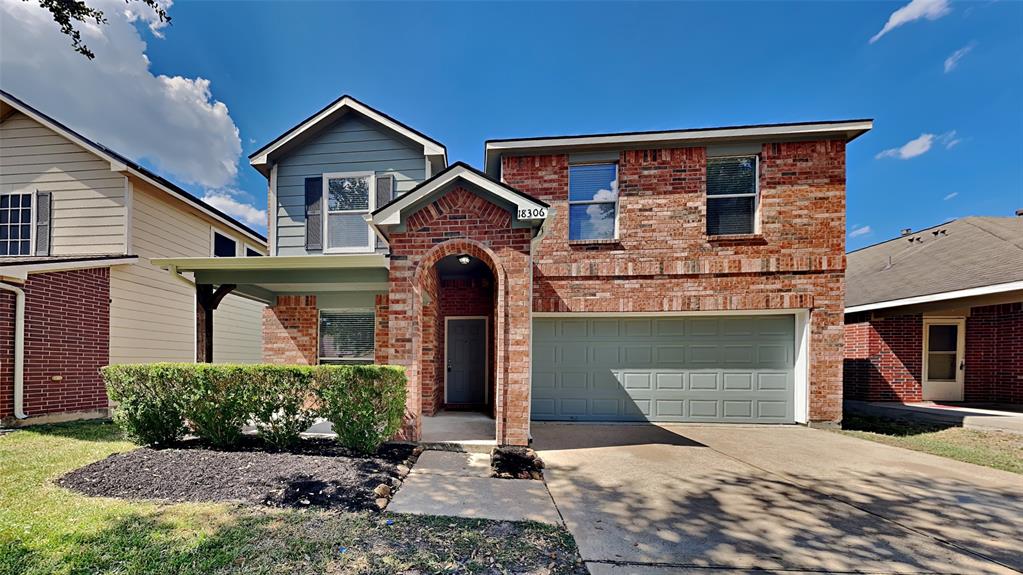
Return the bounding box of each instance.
[447,318,487,404]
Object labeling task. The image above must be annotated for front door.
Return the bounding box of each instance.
[446,317,487,405]
[922,318,965,401]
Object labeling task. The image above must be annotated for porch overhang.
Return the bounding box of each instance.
[151,254,391,304]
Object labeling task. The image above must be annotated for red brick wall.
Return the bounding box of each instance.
[843,315,923,402]
[502,140,848,422]
[966,302,1022,404]
[374,294,389,364]
[262,295,317,365]
[386,186,533,444]
[0,269,110,421]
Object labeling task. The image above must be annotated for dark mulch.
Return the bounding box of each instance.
[58,437,416,512]
[491,446,545,480]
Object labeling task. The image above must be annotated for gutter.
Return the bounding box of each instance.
[0,281,27,419]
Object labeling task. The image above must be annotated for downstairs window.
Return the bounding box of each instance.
[319,309,375,364]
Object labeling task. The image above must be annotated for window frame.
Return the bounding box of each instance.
[322,171,376,254]
[243,243,263,257]
[705,154,760,236]
[318,307,376,364]
[567,162,620,242]
[210,228,239,257]
[0,190,37,257]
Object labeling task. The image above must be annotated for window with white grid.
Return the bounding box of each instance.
[0,192,33,256]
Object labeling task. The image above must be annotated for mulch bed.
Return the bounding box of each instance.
[491,446,545,480]
[58,437,417,512]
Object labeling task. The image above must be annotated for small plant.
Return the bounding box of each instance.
[103,363,188,447]
[315,365,407,454]
[248,365,317,449]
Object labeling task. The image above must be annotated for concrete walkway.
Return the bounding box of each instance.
[534,423,1023,574]
[846,400,1023,435]
[387,450,560,524]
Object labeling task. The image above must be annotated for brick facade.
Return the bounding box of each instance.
[262,295,318,364]
[0,268,110,423]
[843,314,923,402]
[385,187,533,444]
[965,303,1022,404]
[502,140,848,422]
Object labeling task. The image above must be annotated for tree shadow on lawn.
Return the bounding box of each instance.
[546,460,1023,574]
[842,413,960,437]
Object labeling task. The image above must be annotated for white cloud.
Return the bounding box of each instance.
[943,192,958,201]
[875,133,936,160]
[939,130,962,149]
[849,225,872,239]
[944,42,976,73]
[0,0,241,189]
[202,190,266,228]
[870,0,951,44]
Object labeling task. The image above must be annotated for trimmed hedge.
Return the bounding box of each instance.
[102,363,406,452]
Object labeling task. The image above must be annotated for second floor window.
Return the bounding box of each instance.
[569,163,618,241]
[0,192,33,256]
[212,230,237,257]
[706,156,758,235]
[324,172,375,252]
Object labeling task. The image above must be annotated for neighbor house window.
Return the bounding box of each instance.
[245,246,262,257]
[324,172,375,252]
[568,163,618,241]
[319,309,375,364]
[706,156,758,235]
[0,192,33,256]
[212,230,238,257]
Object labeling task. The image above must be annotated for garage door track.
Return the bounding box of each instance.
[534,423,1023,574]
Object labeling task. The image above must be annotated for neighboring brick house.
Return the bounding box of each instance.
[0,90,267,427]
[156,94,872,445]
[844,216,1023,405]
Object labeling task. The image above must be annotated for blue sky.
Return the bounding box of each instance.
[3,1,1021,249]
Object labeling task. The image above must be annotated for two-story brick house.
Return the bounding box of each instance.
[156,95,871,445]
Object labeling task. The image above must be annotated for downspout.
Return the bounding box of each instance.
[0,281,27,419]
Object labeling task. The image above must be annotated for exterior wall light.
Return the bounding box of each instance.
[457,255,471,265]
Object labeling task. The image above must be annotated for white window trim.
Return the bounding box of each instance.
[243,243,264,257]
[0,190,37,257]
[568,162,620,242]
[444,316,490,405]
[210,227,239,257]
[706,154,760,235]
[318,308,376,363]
[322,171,376,254]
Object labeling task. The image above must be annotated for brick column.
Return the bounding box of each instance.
[262,295,318,365]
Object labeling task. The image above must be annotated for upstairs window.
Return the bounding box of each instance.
[568,163,618,241]
[706,156,758,235]
[0,192,33,256]
[324,172,375,253]
[245,246,263,257]
[212,230,237,257]
[319,309,375,364]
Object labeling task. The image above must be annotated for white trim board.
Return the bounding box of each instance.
[0,256,139,283]
[845,280,1023,314]
[444,315,490,406]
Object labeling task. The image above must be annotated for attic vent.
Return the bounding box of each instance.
[900,228,912,236]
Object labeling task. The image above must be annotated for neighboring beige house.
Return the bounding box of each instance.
[0,89,265,426]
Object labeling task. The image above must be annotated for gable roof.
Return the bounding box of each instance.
[484,118,873,175]
[248,94,447,176]
[370,161,548,228]
[0,89,266,245]
[846,216,1023,312]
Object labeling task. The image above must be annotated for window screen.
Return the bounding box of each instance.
[706,156,757,235]
[325,174,374,251]
[568,163,618,241]
[0,193,32,256]
[213,231,237,257]
[319,310,375,363]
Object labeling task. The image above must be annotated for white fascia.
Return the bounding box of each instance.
[845,280,1023,314]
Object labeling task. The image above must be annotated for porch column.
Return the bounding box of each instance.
[195,283,236,363]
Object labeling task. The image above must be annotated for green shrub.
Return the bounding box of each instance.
[177,364,253,448]
[103,363,188,447]
[315,365,407,453]
[248,365,317,449]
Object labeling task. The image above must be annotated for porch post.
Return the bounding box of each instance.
[195,283,236,363]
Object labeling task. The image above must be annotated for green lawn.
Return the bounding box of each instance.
[0,421,584,575]
[838,414,1023,474]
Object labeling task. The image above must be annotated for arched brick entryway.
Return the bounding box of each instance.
[382,186,534,445]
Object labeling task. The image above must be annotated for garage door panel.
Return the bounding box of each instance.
[532,315,795,423]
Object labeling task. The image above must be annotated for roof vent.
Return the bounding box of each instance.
[900,228,912,236]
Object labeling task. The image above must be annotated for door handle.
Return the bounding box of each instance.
[447,362,452,373]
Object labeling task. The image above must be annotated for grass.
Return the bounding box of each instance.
[0,421,584,575]
[838,414,1023,474]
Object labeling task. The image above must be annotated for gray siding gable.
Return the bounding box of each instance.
[275,113,428,255]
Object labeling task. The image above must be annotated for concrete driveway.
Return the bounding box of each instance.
[533,424,1023,574]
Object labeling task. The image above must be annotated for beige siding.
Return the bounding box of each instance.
[110,178,265,364]
[0,111,125,254]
